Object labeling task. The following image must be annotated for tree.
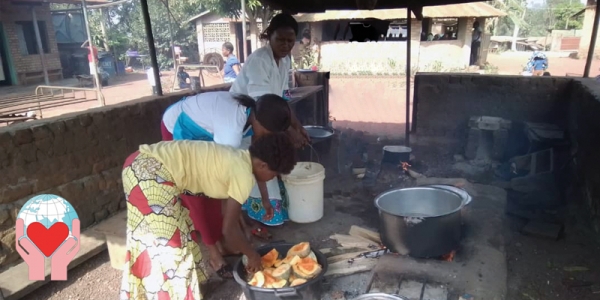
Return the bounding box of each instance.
[493,0,528,51]
[53,0,203,70]
[553,1,585,30]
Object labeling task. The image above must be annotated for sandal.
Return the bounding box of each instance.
[214,263,234,279]
[251,227,273,241]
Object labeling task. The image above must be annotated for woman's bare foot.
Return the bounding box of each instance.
[207,244,233,279]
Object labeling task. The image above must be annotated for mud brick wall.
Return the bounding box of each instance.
[413,74,572,143]
[566,79,600,232]
[0,85,230,269]
[413,73,600,235]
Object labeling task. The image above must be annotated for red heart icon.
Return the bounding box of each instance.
[26,222,69,257]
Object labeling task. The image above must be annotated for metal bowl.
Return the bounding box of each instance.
[304,125,334,141]
[353,293,409,300]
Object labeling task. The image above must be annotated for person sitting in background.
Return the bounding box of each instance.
[222,42,241,83]
[177,66,191,89]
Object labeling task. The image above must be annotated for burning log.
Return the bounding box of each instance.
[441,250,456,262]
[399,162,426,179]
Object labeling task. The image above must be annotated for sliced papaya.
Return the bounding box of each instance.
[271,279,288,288]
[289,274,297,282]
[248,271,266,287]
[287,242,311,258]
[293,257,322,279]
[261,248,279,268]
[290,278,307,287]
[292,264,311,279]
[263,267,275,276]
[271,263,292,280]
[282,254,301,266]
[308,251,317,261]
[263,272,277,288]
[273,259,283,267]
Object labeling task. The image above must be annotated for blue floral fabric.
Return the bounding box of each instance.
[242,177,289,226]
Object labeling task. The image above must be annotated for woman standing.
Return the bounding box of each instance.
[222,42,241,83]
[119,134,297,300]
[230,13,309,228]
[160,91,292,278]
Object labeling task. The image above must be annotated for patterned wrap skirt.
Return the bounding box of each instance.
[119,151,206,300]
[242,176,289,226]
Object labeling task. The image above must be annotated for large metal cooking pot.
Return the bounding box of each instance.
[374,187,464,258]
[353,293,409,300]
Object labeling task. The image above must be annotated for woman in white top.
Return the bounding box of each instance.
[230,13,310,229]
[160,91,292,278]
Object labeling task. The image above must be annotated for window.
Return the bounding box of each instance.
[422,18,459,42]
[385,20,409,41]
[15,21,50,55]
[203,23,230,43]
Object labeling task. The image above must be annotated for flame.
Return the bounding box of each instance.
[400,162,411,171]
[442,250,456,262]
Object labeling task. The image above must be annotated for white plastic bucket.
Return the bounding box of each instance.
[282,162,326,223]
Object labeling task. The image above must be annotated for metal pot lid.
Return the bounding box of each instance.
[383,145,412,153]
[303,125,334,139]
[427,184,473,206]
[352,293,409,300]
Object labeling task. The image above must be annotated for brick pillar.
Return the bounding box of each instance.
[579,5,597,59]
[196,21,205,60]
[410,19,422,71]
[457,17,473,68]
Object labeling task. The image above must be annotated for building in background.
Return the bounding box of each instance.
[292,2,505,73]
[0,0,106,86]
[187,11,265,64]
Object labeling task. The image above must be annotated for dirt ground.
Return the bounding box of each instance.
[486,52,600,77]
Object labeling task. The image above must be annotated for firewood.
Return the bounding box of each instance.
[325,257,378,277]
[327,251,370,264]
[348,225,381,244]
[329,234,374,249]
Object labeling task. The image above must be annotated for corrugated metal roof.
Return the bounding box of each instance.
[293,2,506,22]
[187,11,211,23]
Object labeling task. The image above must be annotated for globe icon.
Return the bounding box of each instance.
[17,194,79,240]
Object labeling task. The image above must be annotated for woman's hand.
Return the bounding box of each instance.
[262,199,274,221]
[246,252,263,273]
[297,126,311,147]
[287,127,310,149]
[222,198,262,272]
[257,181,273,221]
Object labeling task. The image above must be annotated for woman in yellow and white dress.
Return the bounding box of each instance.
[119,134,296,300]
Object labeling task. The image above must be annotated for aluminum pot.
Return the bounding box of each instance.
[353,293,409,300]
[374,187,464,258]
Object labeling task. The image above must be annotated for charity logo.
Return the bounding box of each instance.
[15,194,80,281]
